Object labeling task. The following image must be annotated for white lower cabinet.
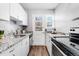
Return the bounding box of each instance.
[46,33,52,56]
[21,36,29,56]
[0,36,29,56]
[25,36,29,55]
[0,50,13,56]
[14,37,29,56]
[13,42,22,56]
[0,46,16,56]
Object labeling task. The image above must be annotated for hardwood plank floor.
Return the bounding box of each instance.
[28,46,49,56]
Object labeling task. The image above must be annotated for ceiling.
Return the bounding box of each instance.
[21,3,59,10]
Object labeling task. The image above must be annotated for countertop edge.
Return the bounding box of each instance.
[0,33,32,54]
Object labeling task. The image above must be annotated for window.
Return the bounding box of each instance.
[47,16,53,32]
[35,16,42,31]
[47,16,53,27]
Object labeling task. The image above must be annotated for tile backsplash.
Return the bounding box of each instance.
[0,20,19,36]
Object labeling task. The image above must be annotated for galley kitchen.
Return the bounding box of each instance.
[0,3,79,56]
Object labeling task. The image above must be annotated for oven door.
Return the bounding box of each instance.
[51,38,75,56]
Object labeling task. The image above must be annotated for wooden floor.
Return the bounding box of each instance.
[28,46,49,56]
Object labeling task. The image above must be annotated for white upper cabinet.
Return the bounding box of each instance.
[10,3,27,25]
[21,10,28,25]
[10,3,19,19]
[0,3,10,21]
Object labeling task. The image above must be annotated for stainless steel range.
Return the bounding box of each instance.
[70,27,79,45]
[70,33,79,44]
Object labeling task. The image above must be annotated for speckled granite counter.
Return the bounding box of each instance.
[0,33,32,53]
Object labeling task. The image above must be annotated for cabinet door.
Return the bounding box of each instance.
[46,34,52,56]
[0,3,9,21]
[26,36,29,55]
[13,42,22,56]
[10,3,27,25]
[10,3,23,21]
[22,11,28,25]
[10,3,19,19]
[17,4,27,25]
[21,39,27,56]
[21,36,29,56]
[0,46,15,56]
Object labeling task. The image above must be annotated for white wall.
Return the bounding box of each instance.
[55,3,79,33]
[27,9,54,31]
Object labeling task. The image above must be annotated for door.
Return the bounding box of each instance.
[32,15,45,45]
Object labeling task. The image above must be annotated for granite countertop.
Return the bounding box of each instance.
[0,33,32,53]
[49,33,69,37]
[48,33,79,56]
